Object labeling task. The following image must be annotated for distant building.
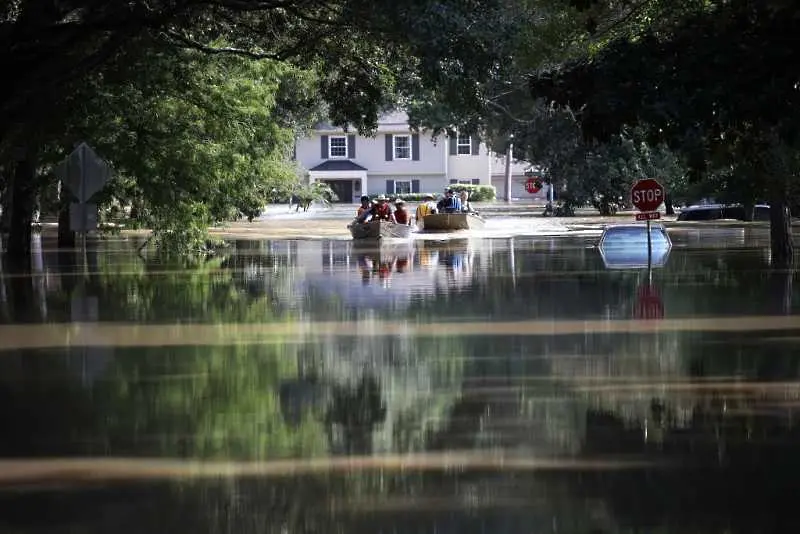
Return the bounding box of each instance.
[294,110,548,202]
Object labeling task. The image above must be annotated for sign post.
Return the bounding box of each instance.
[630,178,665,269]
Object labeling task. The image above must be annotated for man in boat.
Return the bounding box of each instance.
[437,188,463,213]
[356,195,373,221]
[415,193,437,221]
[372,195,396,222]
[393,199,411,225]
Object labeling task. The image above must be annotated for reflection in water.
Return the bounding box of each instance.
[0,228,799,533]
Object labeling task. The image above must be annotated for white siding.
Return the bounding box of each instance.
[294,111,527,197]
[447,136,490,183]
[295,132,446,176]
[375,175,448,196]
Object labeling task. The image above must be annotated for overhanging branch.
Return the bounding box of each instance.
[162,29,281,59]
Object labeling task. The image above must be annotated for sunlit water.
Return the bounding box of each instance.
[1,226,799,533]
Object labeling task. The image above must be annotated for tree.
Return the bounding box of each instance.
[59,41,304,253]
[0,0,534,260]
[529,0,800,264]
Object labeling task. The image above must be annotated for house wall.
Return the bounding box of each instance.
[447,136,490,184]
[376,174,449,196]
[295,111,538,198]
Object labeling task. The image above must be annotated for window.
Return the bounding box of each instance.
[394,180,412,195]
[457,134,472,155]
[394,135,411,160]
[329,136,347,158]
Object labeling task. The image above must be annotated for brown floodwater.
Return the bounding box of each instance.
[0,226,799,533]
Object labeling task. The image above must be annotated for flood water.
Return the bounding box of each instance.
[1,226,800,533]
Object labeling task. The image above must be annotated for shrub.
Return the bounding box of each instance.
[387,184,497,203]
[449,184,496,201]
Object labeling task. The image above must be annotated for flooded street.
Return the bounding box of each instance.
[1,225,799,533]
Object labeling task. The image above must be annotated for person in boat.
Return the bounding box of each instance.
[415,193,437,221]
[437,188,463,213]
[394,199,411,225]
[459,190,479,215]
[372,195,396,222]
[356,197,378,223]
[356,195,372,219]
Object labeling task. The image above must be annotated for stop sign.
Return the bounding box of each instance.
[630,179,665,212]
[525,178,541,194]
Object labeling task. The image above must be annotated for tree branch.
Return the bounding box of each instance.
[162,29,282,59]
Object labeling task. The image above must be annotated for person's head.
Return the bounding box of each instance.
[445,188,454,197]
[377,194,387,204]
[394,199,406,210]
[424,194,435,201]
[360,195,370,206]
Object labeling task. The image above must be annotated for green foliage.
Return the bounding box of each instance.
[390,185,496,203]
[55,41,306,251]
[445,184,497,202]
[293,181,338,211]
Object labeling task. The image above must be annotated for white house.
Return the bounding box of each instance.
[294,110,548,202]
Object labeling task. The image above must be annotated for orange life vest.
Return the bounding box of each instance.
[374,203,392,220]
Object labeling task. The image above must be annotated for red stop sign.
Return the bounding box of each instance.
[525,178,541,194]
[630,179,665,212]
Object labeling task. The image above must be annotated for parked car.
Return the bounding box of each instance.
[677,203,770,221]
[597,223,672,269]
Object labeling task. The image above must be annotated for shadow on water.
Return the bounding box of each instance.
[0,228,799,532]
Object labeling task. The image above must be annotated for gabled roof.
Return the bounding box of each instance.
[309,160,368,172]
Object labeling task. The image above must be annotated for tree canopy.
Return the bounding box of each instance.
[526,0,800,262]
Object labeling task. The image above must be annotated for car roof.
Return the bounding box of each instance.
[682,203,769,211]
[603,223,666,230]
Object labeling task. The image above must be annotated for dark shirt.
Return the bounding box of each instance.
[439,196,463,213]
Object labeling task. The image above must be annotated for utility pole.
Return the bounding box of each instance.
[504,134,514,203]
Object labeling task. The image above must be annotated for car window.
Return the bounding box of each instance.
[678,208,723,221]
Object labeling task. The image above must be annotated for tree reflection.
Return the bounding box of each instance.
[326,374,387,455]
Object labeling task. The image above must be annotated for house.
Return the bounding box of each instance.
[489,154,550,202]
[294,110,549,202]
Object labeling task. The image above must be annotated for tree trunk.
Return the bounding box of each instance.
[769,193,793,267]
[6,158,36,264]
[0,170,10,232]
[664,193,675,216]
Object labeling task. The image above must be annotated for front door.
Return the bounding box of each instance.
[322,180,353,203]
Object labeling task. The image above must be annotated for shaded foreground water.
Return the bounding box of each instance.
[1,227,799,533]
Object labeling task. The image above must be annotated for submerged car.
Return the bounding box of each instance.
[597,223,672,269]
[677,203,770,221]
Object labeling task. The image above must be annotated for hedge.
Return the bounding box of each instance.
[384,184,497,203]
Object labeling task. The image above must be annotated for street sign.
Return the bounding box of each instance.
[525,178,542,194]
[53,143,111,234]
[635,211,661,221]
[634,284,664,320]
[631,179,665,212]
[69,202,98,232]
